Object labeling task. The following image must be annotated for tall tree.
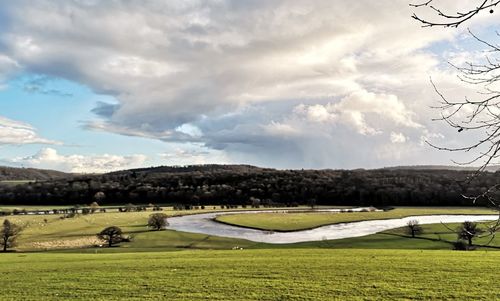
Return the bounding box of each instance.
[411,0,500,235]
[1,220,22,252]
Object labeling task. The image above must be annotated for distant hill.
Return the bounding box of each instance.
[107,164,274,175]
[2,163,500,207]
[0,164,496,182]
[382,165,500,172]
[0,166,71,181]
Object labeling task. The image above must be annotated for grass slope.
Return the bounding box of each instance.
[215,207,498,231]
[292,222,500,249]
[1,249,499,300]
[0,207,313,251]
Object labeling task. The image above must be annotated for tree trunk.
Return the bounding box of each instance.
[108,238,113,247]
[468,237,472,247]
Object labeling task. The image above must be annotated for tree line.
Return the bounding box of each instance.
[0,165,498,207]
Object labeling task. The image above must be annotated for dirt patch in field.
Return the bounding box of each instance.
[28,237,105,250]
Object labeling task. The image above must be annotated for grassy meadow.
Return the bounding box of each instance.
[215,207,498,231]
[1,249,499,300]
[0,206,497,252]
[1,206,499,300]
[0,207,263,251]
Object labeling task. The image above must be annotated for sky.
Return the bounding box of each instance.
[0,0,499,173]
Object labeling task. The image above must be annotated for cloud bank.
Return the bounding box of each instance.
[6,148,147,173]
[1,1,499,169]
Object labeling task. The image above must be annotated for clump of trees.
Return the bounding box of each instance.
[147,213,169,231]
[97,226,126,247]
[406,220,423,238]
[1,219,22,252]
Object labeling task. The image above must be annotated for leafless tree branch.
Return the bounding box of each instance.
[412,1,500,239]
[410,0,499,28]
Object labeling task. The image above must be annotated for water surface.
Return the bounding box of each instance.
[166,209,498,244]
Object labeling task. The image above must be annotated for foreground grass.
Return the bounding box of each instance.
[1,249,499,300]
[215,207,498,231]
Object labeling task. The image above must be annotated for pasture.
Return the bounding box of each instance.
[1,206,499,300]
[214,207,498,231]
[1,249,499,300]
[1,206,497,252]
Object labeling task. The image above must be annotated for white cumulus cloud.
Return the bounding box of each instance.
[0,1,499,168]
[8,148,147,173]
[0,116,61,145]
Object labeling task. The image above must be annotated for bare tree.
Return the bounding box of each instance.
[410,2,500,177]
[94,191,106,202]
[406,220,424,238]
[411,0,499,28]
[411,1,500,237]
[89,202,100,214]
[147,213,169,231]
[1,219,22,252]
[97,226,124,247]
[458,221,483,247]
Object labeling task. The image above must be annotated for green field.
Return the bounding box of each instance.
[0,206,320,251]
[1,207,498,252]
[0,208,500,252]
[295,222,500,249]
[1,208,252,251]
[215,207,498,231]
[0,180,34,187]
[1,207,499,300]
[1,249,499,300]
